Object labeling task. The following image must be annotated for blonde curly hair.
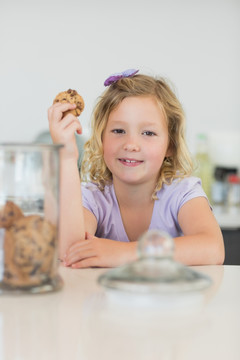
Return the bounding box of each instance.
[81,74,193,199]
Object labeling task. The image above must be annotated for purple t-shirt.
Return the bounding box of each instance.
[81,177,208,242]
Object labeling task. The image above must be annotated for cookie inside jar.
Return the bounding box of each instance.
[2,212,57,288]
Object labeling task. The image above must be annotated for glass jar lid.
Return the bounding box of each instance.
[98,230,212,294]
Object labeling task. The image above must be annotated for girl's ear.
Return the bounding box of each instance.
[165,143,173,157]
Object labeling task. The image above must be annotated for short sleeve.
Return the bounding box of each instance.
[168,177,209,215]
[151,177,210,237]
[81,183,99,222]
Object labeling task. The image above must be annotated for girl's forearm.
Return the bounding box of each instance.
[174,233,225,266]
[58,156,85,259]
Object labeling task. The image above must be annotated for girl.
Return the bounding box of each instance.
[48,70,225,268]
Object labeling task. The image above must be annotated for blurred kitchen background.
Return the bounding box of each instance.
[0,0,240,263]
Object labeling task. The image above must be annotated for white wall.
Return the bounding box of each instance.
[0,0,240,166]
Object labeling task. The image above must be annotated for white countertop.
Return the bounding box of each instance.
[0,265,240,360]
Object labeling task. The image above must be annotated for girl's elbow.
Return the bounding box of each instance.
[217,245,225,265]
[213,233,225,265]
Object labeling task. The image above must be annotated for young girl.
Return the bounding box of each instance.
[48,69,225,268]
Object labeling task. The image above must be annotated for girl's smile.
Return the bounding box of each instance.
[102,96,170,187]
[118,158,144,166]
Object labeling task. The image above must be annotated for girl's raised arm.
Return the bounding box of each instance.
[48,102,86,259]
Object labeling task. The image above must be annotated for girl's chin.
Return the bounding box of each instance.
[113,175,154,187]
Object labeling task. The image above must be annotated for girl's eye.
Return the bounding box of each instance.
[142,131,156,136]
[112,129,125,134]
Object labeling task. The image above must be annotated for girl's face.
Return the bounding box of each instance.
[102,96,171,188]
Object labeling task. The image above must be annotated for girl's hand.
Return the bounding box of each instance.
[48,102,82,160]
[64,232,138,268]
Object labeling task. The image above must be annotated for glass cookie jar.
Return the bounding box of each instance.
[0,143,63,294]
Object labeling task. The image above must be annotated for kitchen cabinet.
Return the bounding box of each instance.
[214,207,240,265]
[222,229,240,265]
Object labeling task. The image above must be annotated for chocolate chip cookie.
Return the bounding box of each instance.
[3,215,57,287]
[0,201,24,228]
[53,89,85,117]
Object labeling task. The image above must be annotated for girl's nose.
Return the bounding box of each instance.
[123,137,140,152]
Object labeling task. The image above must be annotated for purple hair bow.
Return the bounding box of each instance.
[104,69,139,86]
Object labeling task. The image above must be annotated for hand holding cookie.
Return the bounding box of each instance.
[48,89,85,158]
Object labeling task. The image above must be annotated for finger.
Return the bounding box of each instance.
[66,248,96,264]
[57,113,82,137]
[67,242,93,258]
[59,114,82,132]
[57,121,82,143]
[65,242,95,265]
[66,250,96,266]
[48,103,76,123]
[68,239,91,252]
[53,101,76,111]
[48,102,75,118]
[71,257,99,269]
